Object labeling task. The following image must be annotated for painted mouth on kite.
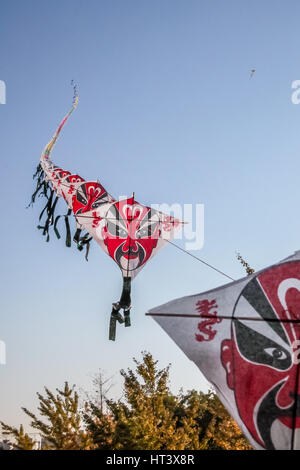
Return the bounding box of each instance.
[115,243,145,271]
[119,255,140,272]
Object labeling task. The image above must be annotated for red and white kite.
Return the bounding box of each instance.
[30,89,182,340]
[147,250,300,450]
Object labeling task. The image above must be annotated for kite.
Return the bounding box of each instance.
[147,250,300,449]
[250,69,256,78]
[29,87,183,340]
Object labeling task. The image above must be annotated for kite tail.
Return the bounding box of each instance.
[29,84,91,260]
[42,83,78,162]
[109,277,132,341]
[29,84,79,208]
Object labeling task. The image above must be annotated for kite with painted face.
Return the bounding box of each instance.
[29,89,182,340]
[147,250,300,449]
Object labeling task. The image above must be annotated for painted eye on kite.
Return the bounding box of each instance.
[76,191,87,205]
[91,200,103,209]
[118,228,127,238]
[264,347,287,361]
[106,220,127,238]
[234,320,292,370]
[136,223,158,239]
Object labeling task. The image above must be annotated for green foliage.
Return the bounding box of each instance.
[178,389,252,450]
[83,352,252,450]
[1,382,94,450]
[1,353,252,450]
[0,423,35,450]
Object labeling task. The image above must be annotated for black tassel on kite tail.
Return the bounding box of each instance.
[27,163,50,208]
[64,209,72,247]
[36,189,61,241]
[37,189,53,238]
[109,277,132,341]
[73,228,82,246]
[73,228,92,260]
[54,215,61,239]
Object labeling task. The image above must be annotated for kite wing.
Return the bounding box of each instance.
[147,250,300,450]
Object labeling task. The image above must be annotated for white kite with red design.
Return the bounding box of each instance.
[147,250,300,450]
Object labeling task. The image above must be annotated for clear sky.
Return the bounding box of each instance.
[1,0,300,431]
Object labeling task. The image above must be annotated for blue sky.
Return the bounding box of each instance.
[1,0,300,431]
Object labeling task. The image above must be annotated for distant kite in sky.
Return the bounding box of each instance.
[250,69,256,78]
[29,86,183,340]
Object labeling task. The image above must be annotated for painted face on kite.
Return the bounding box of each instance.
[72,182,109,214]
[62,174,85,193]
[49,168,71,193]
[65,174,85,185]
[51,167,64,180]
[102,198,160,273]
[54,170,71,188]
[57,170,71,179]
[221,261,300,449]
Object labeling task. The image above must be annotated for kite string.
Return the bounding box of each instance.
[38,190,234,281]
[146,313,300,322]
[166,240,235,281]
[72,212,235,281]
[40,176,234,281]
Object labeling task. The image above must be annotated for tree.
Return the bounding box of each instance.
[0,353,252,450]
[0,424,35,450]
[1,382,94,450]
[178,389,251,450]
[84,352,194,450]
[83,401,116,450]
[84,352,252,450]
[83,369,114,414]
[236,252,255,275]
